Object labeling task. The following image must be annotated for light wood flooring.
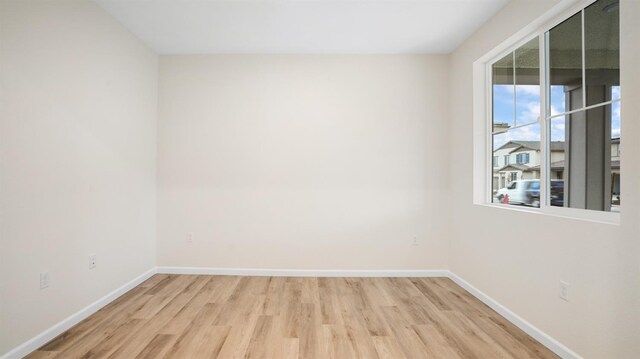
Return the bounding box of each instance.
[29,274,558,359]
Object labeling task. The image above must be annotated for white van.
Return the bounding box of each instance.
[495,180,540,207]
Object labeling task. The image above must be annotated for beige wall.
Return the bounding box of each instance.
[0,1,158,355]
[449,0,640,357]
[157,55,451,270]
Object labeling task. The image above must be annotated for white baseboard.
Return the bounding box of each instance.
[2,267,579,359]
[448,272,582,359]
[156,266,449,278]
[0,268,157,359]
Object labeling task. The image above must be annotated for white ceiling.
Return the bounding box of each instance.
[95,0,510,54]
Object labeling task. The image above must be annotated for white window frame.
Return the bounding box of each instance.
[472,0,621,225]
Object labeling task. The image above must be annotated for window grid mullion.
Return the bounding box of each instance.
[581,9,587,109]
[487,62,495,205]
[491,120,541,135]
[545,99,621,121]
[513,51,517,128]
[540,32,548,208]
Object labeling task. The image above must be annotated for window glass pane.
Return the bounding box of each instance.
[611,100,621,212]
[585,0,619,106]
[492,123,541,207]
[612,85,620,104]
[549,117,568,207]
[515,37,540,127]
[493,53,514,131]
[548,104,619,211]
[550,85,566,115]
[612,95,620,138]
[548,12,583,115]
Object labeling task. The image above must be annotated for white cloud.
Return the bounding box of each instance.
[550,120,565,141]
[612,86,621,99]
[550,86,566,114]
[612,101,621,138]
[518,101,540,124]
[516,85,540,97]
[493,124,540,149]
[612,128,621,138]
[514,87,561,122]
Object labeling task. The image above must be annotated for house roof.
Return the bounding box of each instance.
[494,140,565,153]
[494,164,532,172]
[532,160,620,170]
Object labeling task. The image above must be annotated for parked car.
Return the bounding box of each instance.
[549,180,564,207]
[527,180,564,207]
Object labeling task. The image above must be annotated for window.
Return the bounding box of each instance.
[546,0,620,213]
[492,36,540,207]
[493,156,499,167]
[480,0,621,221]
[516,153,530,164]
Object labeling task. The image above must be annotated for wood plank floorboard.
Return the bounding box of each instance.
[28,275,559,359]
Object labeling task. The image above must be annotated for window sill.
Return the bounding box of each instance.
[474,203,621,226]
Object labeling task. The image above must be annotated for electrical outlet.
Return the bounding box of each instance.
[40,271,50,289]
[412,235,419,246]
[186,232,193,243]
[89,254,96,269]
[559,281,570,301]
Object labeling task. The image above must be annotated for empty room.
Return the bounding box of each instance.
[0,0,638,358]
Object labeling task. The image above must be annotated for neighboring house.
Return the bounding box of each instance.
[492,141,564,191]
[493,139,621,198]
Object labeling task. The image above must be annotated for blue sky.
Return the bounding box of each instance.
[493,85,621,150]
[493,84,542,149]
[612,86,621,138]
